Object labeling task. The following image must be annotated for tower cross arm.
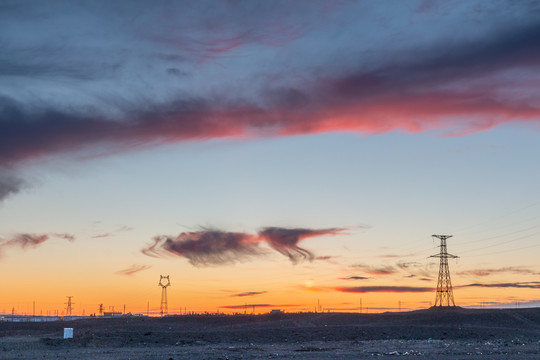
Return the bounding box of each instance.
[429,253,459,258]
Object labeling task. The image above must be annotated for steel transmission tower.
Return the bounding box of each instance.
[65,296,74,316]
[430,235,459,307]
[159,275,170,316]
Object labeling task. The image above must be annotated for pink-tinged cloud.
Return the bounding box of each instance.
[92,233,112,239]
[2,8,540,171]
[335,286,433,293]
[0,233,75,256]
[315,256,336,261]
[142,227,346,266]
[2,233,48,249]
[115,264,151,276]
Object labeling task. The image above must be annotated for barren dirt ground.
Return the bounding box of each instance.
[1,308,539,359]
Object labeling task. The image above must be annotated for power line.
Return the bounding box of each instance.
[458,230,540,255]
[453,200,540,234]
[466,242,540,258]
[453,224,540,246]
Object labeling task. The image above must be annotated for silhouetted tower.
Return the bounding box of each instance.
[430,235,458,307]
[65,296,74,316]
[98,304,104,316]
[159,275,170,316]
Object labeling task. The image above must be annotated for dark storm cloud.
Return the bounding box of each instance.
[115,264,151,276]
[335,286,433,293]
[230,291,268,297]
[142,227,346,266]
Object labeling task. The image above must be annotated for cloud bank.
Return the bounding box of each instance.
[0,1,539,173]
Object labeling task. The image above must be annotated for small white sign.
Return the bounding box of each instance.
[63,328,73,339]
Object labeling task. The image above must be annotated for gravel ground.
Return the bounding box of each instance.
[1,307,539,359]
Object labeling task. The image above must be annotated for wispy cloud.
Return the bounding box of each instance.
[459,281,540,290]
[259,227,344,264]
[142,226,346,266]
[92,233,112,239]
[340,276,370,281]
[91,225,133,239]
[230,291,268,297]
[115,264,151,276]
[0,233,75,256]
[458,267,540,277]
[352,264,397,276]
[377,253,417,258]
[334,286,433,293]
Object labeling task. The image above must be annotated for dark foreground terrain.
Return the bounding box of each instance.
[1,307,539,359]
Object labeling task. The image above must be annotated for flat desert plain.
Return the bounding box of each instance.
[1,307,539,359]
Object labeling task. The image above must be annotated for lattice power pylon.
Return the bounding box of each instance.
[159,275,170,316]
[430,235,459,307]
[65,296,74,316]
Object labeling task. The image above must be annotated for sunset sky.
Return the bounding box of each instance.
[1,0,539,316]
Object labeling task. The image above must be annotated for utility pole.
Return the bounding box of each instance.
[430,235,458,307]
